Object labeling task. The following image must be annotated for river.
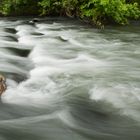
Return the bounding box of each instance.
[0,17,140,140]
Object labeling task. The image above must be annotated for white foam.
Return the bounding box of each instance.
[89,84,140,121]
[2,20,140,124]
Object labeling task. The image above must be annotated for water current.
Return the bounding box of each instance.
[0,17,140,140]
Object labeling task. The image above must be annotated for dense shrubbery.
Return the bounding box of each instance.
[0,0,140,26]
[39,0,140,25]
[0,0,39,16]
[80,0,140,25]
[38,0,63,16]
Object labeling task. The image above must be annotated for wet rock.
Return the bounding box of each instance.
[0,75,6,96]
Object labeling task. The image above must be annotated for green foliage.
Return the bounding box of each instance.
[38,0,79,16]
[38,0,62,16]
[38,0,140,25]
[0,0,39,16]
[0,0,140,26]
[62,0,79,17]
[80,0,140,25]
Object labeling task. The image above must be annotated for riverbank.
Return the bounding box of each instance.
[0,0,140,27]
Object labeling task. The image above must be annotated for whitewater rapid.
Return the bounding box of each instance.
[0,17,140,140]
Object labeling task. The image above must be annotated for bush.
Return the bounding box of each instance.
[0,0,140,26]
[38,0,62,16]
[0,0,39,16]
[80,0,140,25]
[62,0,79,17]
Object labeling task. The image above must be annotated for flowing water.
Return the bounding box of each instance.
[0,17,140,140]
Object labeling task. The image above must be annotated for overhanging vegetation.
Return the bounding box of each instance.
[0,0,140,26]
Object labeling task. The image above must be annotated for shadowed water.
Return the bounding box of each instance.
[0,17,140,140]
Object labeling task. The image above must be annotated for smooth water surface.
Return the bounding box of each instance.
[0,17,140,140]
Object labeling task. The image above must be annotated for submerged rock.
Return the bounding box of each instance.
[29,18,40,25]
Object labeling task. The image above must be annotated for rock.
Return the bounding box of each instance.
[29,18,40,24]
[0,75,7,96]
